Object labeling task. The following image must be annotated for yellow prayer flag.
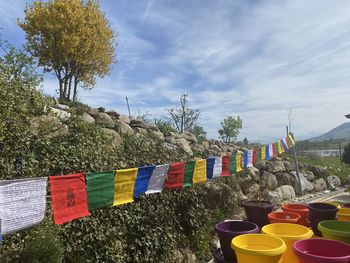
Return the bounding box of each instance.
[236,153,242,172]
[192,159,207,184]
[113,168,138,206]
[277,140,285,154]
[288,134,295,146]
[261,146,266,160]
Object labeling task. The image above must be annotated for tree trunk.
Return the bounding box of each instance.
[67,76,73,101]
[73,77,79,102]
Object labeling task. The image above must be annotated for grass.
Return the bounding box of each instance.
[297,155,350,185]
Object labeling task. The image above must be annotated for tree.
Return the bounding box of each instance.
[218,116,242,143]
[167,94,200,133]
[243,137,249,145]
[18,0,116,101]
[190,125,207,142]
[342,143,350,166]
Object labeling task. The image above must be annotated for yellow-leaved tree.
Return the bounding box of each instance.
[18,0,116,101]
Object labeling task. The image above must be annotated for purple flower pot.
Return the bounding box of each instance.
[215,220,259,262]
[308,203,338,218]
[242,200,275,228]
[343,203,350,208]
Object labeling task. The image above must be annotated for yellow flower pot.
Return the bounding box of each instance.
[337,208,350,222]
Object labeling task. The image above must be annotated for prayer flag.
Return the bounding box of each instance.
[50,173,90,225]
[113,168,138,206]
[261,146,266,160]
[277,140,285,154]
[0,178,47,234]
[86,171,115,210]
[288,133,296,147]
[213,157,222,178]
[247,150,253,167]
[252,149,257,164]
[193,159,207,184]
[184,161,195,187]
[236,153,243,172]
[229,154,236,174]
[146,164,169,194]
[164,162,185,189]
[265,145,271,160]
[281,138,289,151]
[134,166,156,197]
[269,144,274,158]
[243,151,248,168]
[274,142,279,156]
[206,158,215,180]
[257,148,262,163]
[221,156,230,177]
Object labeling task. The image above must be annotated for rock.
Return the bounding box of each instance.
[105,110,119,118]
[97,107,106,112]
[175,138,193,156]
[79,113,95,124]
[118,114,130,124]
[247,167,260,182]
[239,177,256,195]
[263,190,283,205]
[49,106,71,121]
[255,160,267,170]
[275,185,296,200]
[101,128,122,147]
[304,171,315,181]
[151,131,165,141]
[313,178,328,192]
[246,183,260,199]
[165,136,176,144]
[94,112,115,128]
[52,103,69,111]
[291,172,314,193]
[163,142,178,151]
[327,175,341,187]
[214,140,223,147]
[202,140,210,149]
[275,172,296,187]
[30,115,68,139]
[266,160,286,173]
[130,119,157,130]
[308,165,331,178]
[179,132,197,143]
[261,171,278,190]
[283,160,295,172]
[88,108,100,117]
[191,143,205,153]
[115,120,134,135]
[209,145,221,152]
[134,127,148,134]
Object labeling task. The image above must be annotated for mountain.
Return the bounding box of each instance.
[311,122,350,141]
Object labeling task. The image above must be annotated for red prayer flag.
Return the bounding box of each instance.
[272,143,277,157]
[252,149,257,164]
[221,156,230,176]
[164,162,185,189]
[50,173,90,225]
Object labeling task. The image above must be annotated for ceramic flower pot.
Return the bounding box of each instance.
[242,200,274,228]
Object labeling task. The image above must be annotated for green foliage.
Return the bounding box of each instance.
[343,143,350,166]
[190,125,207,143]
[151,116,176,136]
[218,115,243,143]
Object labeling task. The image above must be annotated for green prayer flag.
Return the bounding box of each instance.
[184,161,195,187]
[229,154,236,174]
[86,171,115,210]
[257,148,261,163]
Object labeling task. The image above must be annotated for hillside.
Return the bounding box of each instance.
[311,122,350,141]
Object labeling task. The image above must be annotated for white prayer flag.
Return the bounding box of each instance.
[0,177,47,235]
[146,164,170,194]
[269,144,274,157]
[247,150,253,167]
[282,137,289,150]
[213,157,222,178]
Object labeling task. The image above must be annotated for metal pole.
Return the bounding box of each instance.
[339,141,343,165]
[125,97,131,117]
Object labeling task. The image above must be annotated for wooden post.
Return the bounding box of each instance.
[287,126,303,196]
[126,97,131,117]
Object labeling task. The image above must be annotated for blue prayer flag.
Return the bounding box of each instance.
[265,145,271,160]
[243,151,248,168]
[134,165,156,197]
[206,158,216,180]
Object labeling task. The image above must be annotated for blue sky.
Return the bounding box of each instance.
[1,0,350,142]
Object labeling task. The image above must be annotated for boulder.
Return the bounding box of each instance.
[246,183,260,200]
[327,175,341,187]
[151,131,165,141]
[163,142,178,151]
[94,112,115,128]
[79,113,95,124]
[101,128,122,147]
[134,127,148,134]
[179,132,197,143]
[303,171,315,181]
[239,177,256,195]
[275,185,296,200]
[255,160,267,170]
[202,140,210,149]
[191,143,205,153]
[283,160,295,172]
[52,104,69,111]
[266,160,286,173]
[247,167,260,182]
[118,114,131,124]
[165,136,176,144]
[49,107,71,121]
[175,138,193,156]
[308,165,331,178]
[291,172,314,193]
[263,190,283,205]
[30,115,68,139]
[275,172,296,187]
[313,178,327,192]
[97,107,106,112]
[115,120,133,135]
[214,140,223,147]
[130,119,158,130]
[209,145,221,152]
[261,171,278,190]
[88,108,100,117]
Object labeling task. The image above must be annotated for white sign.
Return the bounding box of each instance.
[0,177,47,235]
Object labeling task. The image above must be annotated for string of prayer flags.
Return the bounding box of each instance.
[146,164,169,194]
[50,173,90,225]
[243,151,248,168]
[236,153,243,172]
[247,150,253,167]
[213,157,222,178]
[0,178,47,235]
[164,162,185,189]
[134,166,155,197]
[221,156,230,176]
[229,154,236,174]
[184,161,195,187]
[113,168,138,206]
[206,158,215,180]
[193,159,207,184]
[86,171,115,211]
